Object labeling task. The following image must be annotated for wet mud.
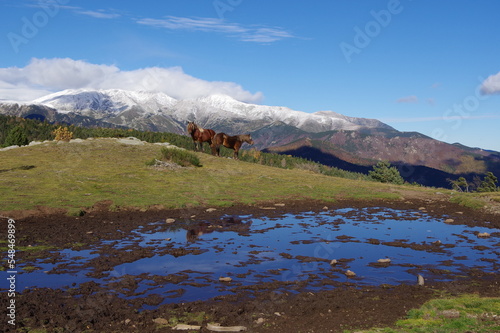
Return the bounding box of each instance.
[1,199,499,332]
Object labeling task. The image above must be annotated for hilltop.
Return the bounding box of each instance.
[1,136,499,218]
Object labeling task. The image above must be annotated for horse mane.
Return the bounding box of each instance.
[187,122,198,135]
[237,134,252,143]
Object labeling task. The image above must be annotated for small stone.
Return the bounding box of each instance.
[345,270,356,277]
[219,277,232,282]
[124,319,131,325]
[322,206,329,210]
[166,218,176,223]
[206,208,217,212]
[153,318,169,325]
[477,232,490,238]
[166,238,171,241]
[274,203,285,207]
[330,259,338,266]
[418,207,426,210]
[255,318,265,325]
[417,274,425,286]
[444,218,454,223]
[377,258,391,263]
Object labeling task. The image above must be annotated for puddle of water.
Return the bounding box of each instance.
[17,208,499,307]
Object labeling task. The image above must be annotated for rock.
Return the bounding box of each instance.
[274,203,285,207]
[219,277,232,282]
[206,323,247,331]
[330,259,338,266]
[255,318,265,325]
[69,138,84,143]
[206,208,217,213]
[166,218,176,223]
[377,258,391,263]
[439,309,460,318]
[124,319,131,325]
[345,270,356,277]
[173,324,202,330]
[417,274,425,286]
[477,232,490,238]
[444,218,454,223]
[153,318,169,325]
[418,207,426,210]
[166,238,171,241]
[322,206,329,210]
[116,137,145,145]
[0,145,20,151]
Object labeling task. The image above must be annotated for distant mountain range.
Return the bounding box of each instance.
[1,88,499,188]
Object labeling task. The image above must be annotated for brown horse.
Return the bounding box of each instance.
[212,133,254,159]
[187,121,216,152]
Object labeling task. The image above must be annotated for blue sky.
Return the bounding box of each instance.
[1,0,500,151]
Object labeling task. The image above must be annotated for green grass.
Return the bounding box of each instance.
[449,194,485,210]
[0,138,492,214]
[345,294,500,333]
[159,147,202,167]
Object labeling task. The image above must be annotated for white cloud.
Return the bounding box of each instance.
[0,58,263,103]
[480,72,500,95]
[76,10,121,19]
[395,95,418,103]
[137,16,294,43]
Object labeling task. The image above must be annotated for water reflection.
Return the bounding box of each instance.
[16,207,499,306]
[185,216,252,242]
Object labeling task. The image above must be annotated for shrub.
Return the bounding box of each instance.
[160,147,201,167]
[52,126,73,141]
[368,161,405,185]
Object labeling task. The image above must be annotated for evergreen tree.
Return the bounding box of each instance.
[449,177,469,192]
[477,172,499,192]
[368,161,405,185]
[4,125,29,146]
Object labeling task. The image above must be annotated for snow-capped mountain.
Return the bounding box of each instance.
[33,89,177,115]
[27,88,393,134]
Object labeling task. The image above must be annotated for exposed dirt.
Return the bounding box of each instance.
[1,198,499,332]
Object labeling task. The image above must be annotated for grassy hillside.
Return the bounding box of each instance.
[0,137,424,215]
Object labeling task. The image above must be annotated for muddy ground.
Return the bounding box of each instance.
[1,198,499,332]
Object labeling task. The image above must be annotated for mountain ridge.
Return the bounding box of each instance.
[1,88,499,188]
[24,88,394,134]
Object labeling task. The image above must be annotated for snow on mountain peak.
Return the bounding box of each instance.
[27,88,393,133]
[32,89,177,114]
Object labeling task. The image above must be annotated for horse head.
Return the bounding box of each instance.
[243,134,254,145]
[187,121,198,135]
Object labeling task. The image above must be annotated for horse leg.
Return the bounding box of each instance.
[211,142,218,156]
[233,142,242,159]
